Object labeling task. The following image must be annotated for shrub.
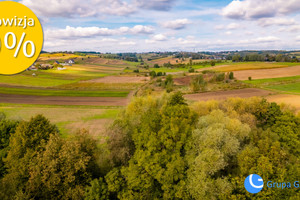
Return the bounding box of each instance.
[229,72,234,80]
[216,73,225,82]
[188,68,195,73]
[248,76,252,81]
[154,64,160,68]
[133,69,139,73]
[157,72,163,76]
[149,71,156,78]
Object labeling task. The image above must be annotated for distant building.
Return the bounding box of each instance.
[68,59,75,64]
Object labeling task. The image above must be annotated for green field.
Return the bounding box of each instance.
[0,65,113,87]
[0,103,121,138]
[0,86,129,97]
[266,82,300,93]
[244,75,300,94]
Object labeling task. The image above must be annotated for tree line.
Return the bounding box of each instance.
[0,93,299,199]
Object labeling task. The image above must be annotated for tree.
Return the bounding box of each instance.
[0,117,18,178]
[85,178,109,200]
[187,110,251,199]
[164,75,174,93]
[153,64,160,68]
[106,93,197,199]
[190,75,206,92]
[229,72,234,80]
[24,133,92,199]
[232,54,241,62]
[0,115,58,199]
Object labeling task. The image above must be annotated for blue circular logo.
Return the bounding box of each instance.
[244,174,264,194]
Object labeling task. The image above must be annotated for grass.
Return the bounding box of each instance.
[216,62,299,72]
[244,75,300,85]
[0,87,129,97]
[266,83,300,93]
[244,75,300,94]
[0,65,113,87]
[0,103,122,137]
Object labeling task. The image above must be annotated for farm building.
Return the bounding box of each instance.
[68,59,75,64]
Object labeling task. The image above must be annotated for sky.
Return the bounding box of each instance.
[12,0,300,52]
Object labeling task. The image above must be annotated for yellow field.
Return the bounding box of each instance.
[215,62,298,72]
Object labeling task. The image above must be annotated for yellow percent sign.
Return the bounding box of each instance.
[0,1,43,75]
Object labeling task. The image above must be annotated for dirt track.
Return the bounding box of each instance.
[0,93,129,106]
[84,76,150,84]
[229,66,300,80]
[184,88,273,101]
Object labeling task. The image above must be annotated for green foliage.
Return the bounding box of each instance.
[162,75,174,93]
[215,73,225,82]
[153,64,160,68]
[248,76,252,81]
[188,68,195,73]
[229,71,234,79]
[0,115,58,199]
[85,178,109,200]
[187,110,251,199]
[149,70,156,78]
[106,93,197,199]
[0,116,18,178]
[210,60,216,66]
[190,75,207,92]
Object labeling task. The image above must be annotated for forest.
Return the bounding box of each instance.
[0,92,299,199]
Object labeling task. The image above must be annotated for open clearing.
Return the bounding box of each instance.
[84,76,150,84]
[0,93,130,106]
[266,94,300,111]
[184,88,273,101]
[233,65,300,80]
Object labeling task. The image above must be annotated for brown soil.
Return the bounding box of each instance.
[266,94,300,112]
[230,66,300,80]
[0,93,129,106]
[174,76,192,85]
[184,88,273,101]
[84,76,150,84]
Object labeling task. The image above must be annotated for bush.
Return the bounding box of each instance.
[216,73,225,82]
[157,72,163,76]
[188,68,195,73]
[229,72,234,80]
[190,75,207,92]
[149,71,156,78]
[133,69,139,73]
[154,64,160,68]
[248,76,252,81]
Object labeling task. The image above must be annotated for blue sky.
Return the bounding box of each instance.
[13,0,300,52]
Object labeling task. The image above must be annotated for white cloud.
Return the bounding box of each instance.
[215,23,241,30]
[222,0,300,20]
[296,36,300,41]
[160,18,191,30]
[119,41,136,46]
[258,17,297,27]
[45,25,154,39]
[21,0,136,17]
[134,0,176,11]
[145,34,168,43]
[153,34,168,41]
[252,36,280,43]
